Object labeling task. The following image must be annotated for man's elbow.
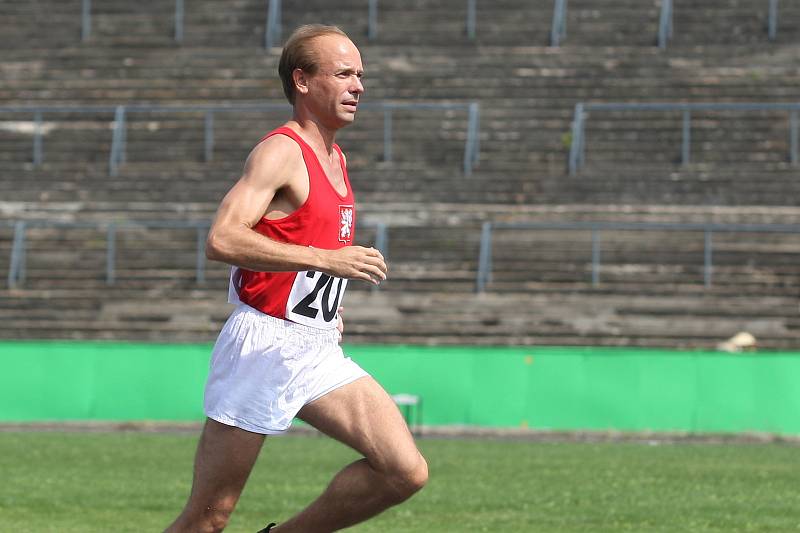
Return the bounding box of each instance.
[205,230,227,262]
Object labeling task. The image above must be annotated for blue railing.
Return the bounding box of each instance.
[0,101,480,176]
[550,0,567,47]
[72,0,785,48]
[547,0,781,48]
[658,0,673,49]
[475,221,800,292]
[263,0,482,44]
[265,0,282,48]
[81,0,186,43]
[769,0,779,41]
[568,102,800,175]
[4,219,387,289]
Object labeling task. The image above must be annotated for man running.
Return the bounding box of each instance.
[165,24,428,533]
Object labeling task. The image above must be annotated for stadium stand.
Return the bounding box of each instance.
[0,0,798,348]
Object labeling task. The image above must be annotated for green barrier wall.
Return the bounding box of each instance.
[2,341,800,434]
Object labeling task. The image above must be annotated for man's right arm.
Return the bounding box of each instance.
[205,135,387,285]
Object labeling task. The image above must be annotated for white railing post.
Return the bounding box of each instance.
[658,0,673,49]
[464,103,480,175]
[568,103,584,175]
[681,109,691,165]
[82,0,92,41]
[550,0,567,47]
[368,0,378,40]
[768,0,778,41]
[109,106,126,176]
[265,0,282,49]
[476,222,493,293]
[175,0,185,43]
[466,0,477,40]
[7,221,27,288]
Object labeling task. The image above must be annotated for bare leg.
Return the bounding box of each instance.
[273,376,428,532]
[165,418,266,533]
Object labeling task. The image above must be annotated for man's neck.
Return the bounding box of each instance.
[288,114,337,155]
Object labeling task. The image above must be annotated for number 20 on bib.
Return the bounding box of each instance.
[286,270,348,329]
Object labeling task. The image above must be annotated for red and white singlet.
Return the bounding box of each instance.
[227,126,356,330]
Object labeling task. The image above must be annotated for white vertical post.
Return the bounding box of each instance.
[476,222,493,292]
[658,0,672,49]
[368,0,378,40]
[265,0,282,49]
[768,0,778,41]
[464,103,480,175]
[466,0,476,40]
[82,0,92,41]
[568,103,584,175]
[175,0,185,43]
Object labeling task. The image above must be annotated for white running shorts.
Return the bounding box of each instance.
[204,304,369,435]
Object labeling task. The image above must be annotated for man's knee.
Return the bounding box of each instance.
[385,452,428,501]
[182,498,236,533]
[204,502,235,532]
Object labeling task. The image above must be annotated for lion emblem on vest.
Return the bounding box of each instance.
[339,205,354,243]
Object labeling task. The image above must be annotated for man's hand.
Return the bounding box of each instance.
[337,306,344,336]
[321,246,387,285]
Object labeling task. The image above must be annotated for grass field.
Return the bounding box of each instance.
[1,431,799,532]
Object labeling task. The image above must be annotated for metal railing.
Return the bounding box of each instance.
[568,102,800,175]
[550,0,567,47]
[80,0,186,43]
[769,0,779,41]
[0,101,480,176]
[69,0,786,47]
[266,0,480,44]
[5,219,388,289]
[368,0,379,40]
[265,0,282,48]
[658,0,673,49]
[475,221,800,292]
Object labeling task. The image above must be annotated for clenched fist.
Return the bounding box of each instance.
[321,246,387,285]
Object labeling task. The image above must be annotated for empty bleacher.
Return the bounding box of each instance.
[0,0,798,348]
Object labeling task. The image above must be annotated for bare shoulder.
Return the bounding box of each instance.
[242,133,303,187]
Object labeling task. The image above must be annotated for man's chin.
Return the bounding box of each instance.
[335,114,357,128]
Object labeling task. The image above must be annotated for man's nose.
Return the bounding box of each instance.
[351,76,364,94]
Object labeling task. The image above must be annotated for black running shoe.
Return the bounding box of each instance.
[257,523,276,533]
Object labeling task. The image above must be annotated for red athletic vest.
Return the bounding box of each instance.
[228,126,356,330]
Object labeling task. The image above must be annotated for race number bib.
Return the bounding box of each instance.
[286,270,348,329]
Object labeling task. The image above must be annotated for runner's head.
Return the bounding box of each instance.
[279,25,364,128]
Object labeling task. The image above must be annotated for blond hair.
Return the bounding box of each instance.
[278,24,349,105]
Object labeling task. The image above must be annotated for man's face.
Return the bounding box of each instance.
[300,35,365,130]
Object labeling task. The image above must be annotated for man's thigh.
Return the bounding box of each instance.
[188,418,266,508]
[296,376,421,472]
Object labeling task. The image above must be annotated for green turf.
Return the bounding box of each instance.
[1,431,799,532]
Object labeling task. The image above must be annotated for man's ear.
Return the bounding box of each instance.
[293,68,309,96]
